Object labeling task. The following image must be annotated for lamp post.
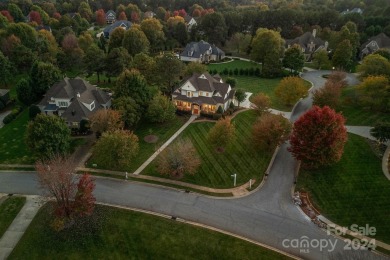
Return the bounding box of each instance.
[231,174,237,187]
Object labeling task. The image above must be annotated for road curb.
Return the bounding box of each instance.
[97,202,302,260]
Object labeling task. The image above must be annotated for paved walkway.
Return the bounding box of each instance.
[382,145,390,181]
[346,126,375,140]
[0,195,43,260]
[269,109,291,119]
[77,167,257,196]
[0,110,11,129]
[133,115,197,175]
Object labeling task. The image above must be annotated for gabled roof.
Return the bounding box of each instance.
[180,40,225,58]
[106,10,116,19]
[184,14,194,23]
[39,77,111,123]
[174,72,233,105]
[285,31,326,53]
[103,20,132,36]
[361,33,390,50]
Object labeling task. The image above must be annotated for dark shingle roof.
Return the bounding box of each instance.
[103,20,132,37]
[174,72,233,105]
[285,32,326,53]
[180,40,225,58]
[39,77,111,123]
[361,33,390,51]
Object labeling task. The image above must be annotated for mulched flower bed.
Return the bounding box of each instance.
[144,135,159,143]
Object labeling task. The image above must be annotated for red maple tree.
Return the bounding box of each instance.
[131,11,139,23]
[118,11,127,20]
[53,12,61,20]
[95,9,106,26]
[0,10,14,22]
[288,106,348,169]
[73,173,96,217]
[178,9,187,17]
[29,11,42,25]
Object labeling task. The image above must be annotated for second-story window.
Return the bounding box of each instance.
[187,91,192,97]
[199,91,203,96]
[58,101,68,107]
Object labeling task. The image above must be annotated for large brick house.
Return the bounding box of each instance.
[180,40,225,63]
[38,77,111,129]
[172,72,235,115]
[285,29,328,61]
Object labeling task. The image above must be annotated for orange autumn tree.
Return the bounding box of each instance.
[207,117,235,152]
[157,138,200,179]
[288,106,347,169]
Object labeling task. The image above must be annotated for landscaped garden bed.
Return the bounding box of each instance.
[87,115,188,172]
[142,110,275,189]
[9,203,290,259]
[296,134,390,243]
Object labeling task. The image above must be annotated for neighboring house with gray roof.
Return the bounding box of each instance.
[102,20,132,38]
[180,40,225,63]
[106,10,116,24]
[184,14,197,31]
[285,29,328,61]
[341,8,363,15]
[38,77,111,129]
[172,72,235,115]
[0,89,10,107]
[360,33,390,59]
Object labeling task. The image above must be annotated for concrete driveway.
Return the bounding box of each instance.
[0,110,11,128]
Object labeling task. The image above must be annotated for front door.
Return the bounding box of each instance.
[193,105,199,115]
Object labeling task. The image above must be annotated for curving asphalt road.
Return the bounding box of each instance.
[0,71,383,260]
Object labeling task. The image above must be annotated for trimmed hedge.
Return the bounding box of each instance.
[3,106,23,125]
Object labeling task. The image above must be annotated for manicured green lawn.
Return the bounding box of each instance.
[88,116,188,172]
[207,60,305,111]
[9,204,289,259]
[208,59,261,71]
[143,110,274,188]
[296,134,390,243]
[337,87,390,126]
[0,110,35,164]
[0,196,26,238]
[85,73,117,89]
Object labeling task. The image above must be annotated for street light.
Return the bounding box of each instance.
[231,173,237,187]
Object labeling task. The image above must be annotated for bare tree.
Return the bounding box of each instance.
[36,155,96,230]
[36,155,78,219]
[156,138,201,179]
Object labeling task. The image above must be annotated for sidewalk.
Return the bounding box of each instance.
[133,115,197,175]
[77,167,256,196]
[0,196,43,260]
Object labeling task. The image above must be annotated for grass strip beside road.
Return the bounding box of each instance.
[297,134,390,243]
[0,196,26,238]
[9,203,291,259]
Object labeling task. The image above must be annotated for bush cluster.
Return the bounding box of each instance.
[3,105,23,124]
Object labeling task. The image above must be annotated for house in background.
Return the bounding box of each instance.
[0,89,10,106]
[360,33,390,59]
[341,8,363,15]
[102,20,132,38]
[106,10,116,24]
[144,11,156,19]
[285,29,328,61]
[38,78,111,129]
[35,25,52,33]
[180,40,225,63]
[172,72,235,115]
[184,14,197,31]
